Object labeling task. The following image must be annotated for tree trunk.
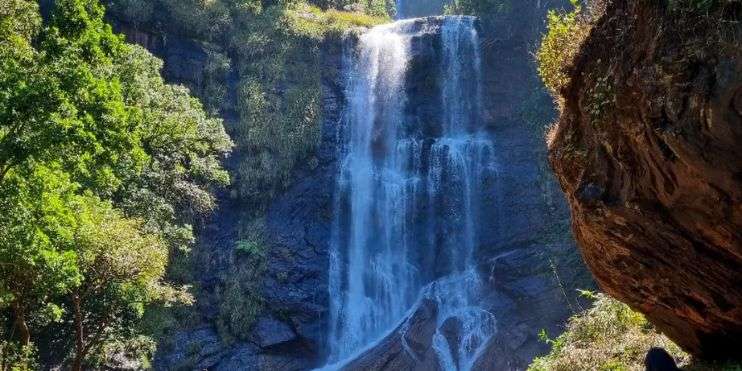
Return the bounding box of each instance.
[10,300,30,347]
[72,293,85,371]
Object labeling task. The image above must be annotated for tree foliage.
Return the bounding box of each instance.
[67,196,192,370]
[0,166,81,349]
[114,45,232,252]
[536,0,591,99]
[0,0,231,368]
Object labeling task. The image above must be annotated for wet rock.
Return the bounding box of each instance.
[439,317,463,367]
[343,299,441,371]
[252,316,298,348]
[472,324,534,371]
[213,344,260,371]
[155,327,228,370]
[258,352,310,371]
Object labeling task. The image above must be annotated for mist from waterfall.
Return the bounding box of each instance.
[326,16,496,370]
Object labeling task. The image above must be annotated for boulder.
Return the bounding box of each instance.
[343,299,442,371]
[548,0,742,359]
[252,316,298,348]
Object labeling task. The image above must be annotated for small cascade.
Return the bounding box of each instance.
[326,16,497,370]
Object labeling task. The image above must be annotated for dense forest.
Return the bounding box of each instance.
[1,0,234,368]
[2,0,741,370]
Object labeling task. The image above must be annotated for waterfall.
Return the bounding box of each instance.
[327,16,496,370]
[328,20,416,361]
[396,0,405,19]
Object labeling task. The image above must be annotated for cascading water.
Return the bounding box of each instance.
[327,20,415,361]
[326,16,497,370]
[396,0,405,19]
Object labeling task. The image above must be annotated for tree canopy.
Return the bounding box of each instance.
[0,0,231,369]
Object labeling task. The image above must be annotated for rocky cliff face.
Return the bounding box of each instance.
[108,2,595,369]
[396,0,447,18]
[148,34,347,370]
[548,0,742,360]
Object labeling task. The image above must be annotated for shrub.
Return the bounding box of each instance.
[311,0,393,16]
[536,0,592,99]
[217,265,265,343]
[528,293,689,371]
[86,336,156,370]
[216,218,267,341]
[0,342,38,371]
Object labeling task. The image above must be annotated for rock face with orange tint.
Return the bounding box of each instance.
[548,0,742,360]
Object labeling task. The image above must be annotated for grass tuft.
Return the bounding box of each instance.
[528,293,689,371]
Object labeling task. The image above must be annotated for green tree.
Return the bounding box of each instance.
[0,1,62,185]
[1,0,145,192]
[1,1,231,368]
[113,45,232,254]
[67,196,191,371]
[0,0,138,352]
[0,0,41,41]
[0,165,80,348]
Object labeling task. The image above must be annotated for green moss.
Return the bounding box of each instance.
[236,239,263,257]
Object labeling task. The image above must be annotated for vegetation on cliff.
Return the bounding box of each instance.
[108,0,389,210]
[0,0,231,369]
[106,0,392,348]
[444,0,515,16]
[536,0,592,99]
